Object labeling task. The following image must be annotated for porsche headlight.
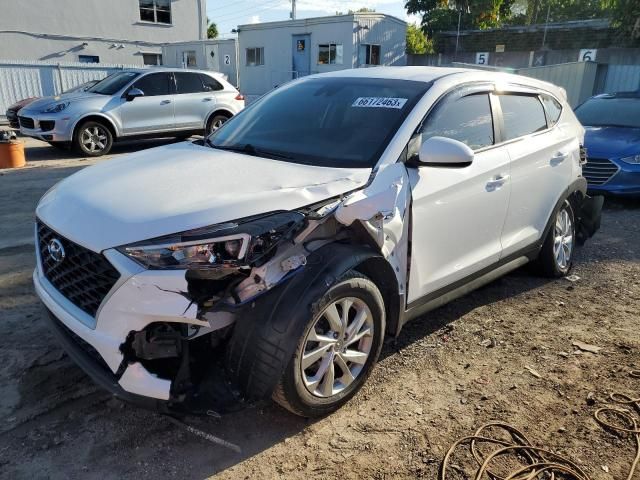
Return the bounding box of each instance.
[620,155,640,165]
[118,212,305,270]
[43,102,70,113]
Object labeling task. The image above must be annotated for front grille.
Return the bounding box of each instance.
[37,222,120,318]
[582,158,620,186]
[18,116,34,129]
[40,120,55,132]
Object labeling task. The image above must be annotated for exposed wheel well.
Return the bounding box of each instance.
[73,116,117,141]
[352,256,401,337]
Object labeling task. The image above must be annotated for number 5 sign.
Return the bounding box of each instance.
[475,52,489,65]
[579,49,597,62]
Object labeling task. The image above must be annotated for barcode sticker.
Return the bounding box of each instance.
[352,97,408,109]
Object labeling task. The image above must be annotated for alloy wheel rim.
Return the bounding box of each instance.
[209,118,226,134]
[300,297,374,398]
[553,207,573,270]
[81,126,108,153]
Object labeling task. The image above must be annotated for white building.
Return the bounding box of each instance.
[237,13,407,99]
[0,0,207,66]
[162,39,238,85]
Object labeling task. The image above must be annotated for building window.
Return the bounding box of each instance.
[362,44,381,65]
[78,55,100,63]
[246,47,264,66]
[139,0,171,24]
[142,53,162,65]
[181,50,197,67]
[318,44,343,65]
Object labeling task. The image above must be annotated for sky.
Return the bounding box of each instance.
[207,0,420,37]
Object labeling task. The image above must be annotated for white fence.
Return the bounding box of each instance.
[0,60,146,119]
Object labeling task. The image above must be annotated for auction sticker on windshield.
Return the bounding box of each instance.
[352,97,408,109]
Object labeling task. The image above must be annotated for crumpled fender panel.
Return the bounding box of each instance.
[224,243,383,401]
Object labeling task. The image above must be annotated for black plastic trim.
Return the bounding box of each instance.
[43,308,170,413]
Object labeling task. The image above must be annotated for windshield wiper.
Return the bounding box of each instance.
[209,143,294,160]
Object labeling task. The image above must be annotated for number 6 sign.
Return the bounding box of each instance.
[579,49,597,62]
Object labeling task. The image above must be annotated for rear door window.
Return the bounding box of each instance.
[421,93,494,150]
[499,95,548,140]
[132,73,172,96]
[175,72,207,94]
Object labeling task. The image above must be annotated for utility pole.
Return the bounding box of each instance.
[290,0,296,20]
[455,9,462,60]
[541,1,551,50]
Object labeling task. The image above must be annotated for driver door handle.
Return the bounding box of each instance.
[486,174,509,191]
[161,99,172,105]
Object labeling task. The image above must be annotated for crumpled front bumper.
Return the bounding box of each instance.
[33,243,209,404]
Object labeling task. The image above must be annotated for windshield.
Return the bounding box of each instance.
[63,80,98,94]
[87,71,140,95]
[208,77,430,168]
[575,96,640,128]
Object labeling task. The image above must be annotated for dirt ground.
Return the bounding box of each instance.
[0,139,638,479]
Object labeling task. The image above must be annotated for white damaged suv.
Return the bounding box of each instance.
[34,67,602,417]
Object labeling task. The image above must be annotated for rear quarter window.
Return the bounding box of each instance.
[499,94,548,140]
[541,95,563,126]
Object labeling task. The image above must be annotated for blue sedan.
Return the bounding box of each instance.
[575,91,640,196]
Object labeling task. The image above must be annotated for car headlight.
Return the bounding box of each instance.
[42,102,70,113]
[118,212,305,270]
[620,155,640,165]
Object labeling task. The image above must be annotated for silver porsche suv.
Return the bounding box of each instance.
[18,68,244,156]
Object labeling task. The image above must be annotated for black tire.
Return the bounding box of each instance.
[47,141,69,150]
[205,113,230,136]
[533,199,576,277]
[272,271,385,418]
[73,120,113,157]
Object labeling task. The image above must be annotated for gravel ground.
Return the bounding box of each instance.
[0,139,638,479]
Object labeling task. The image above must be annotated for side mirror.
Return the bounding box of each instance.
[411,136,474,167]
[126,88,144,101]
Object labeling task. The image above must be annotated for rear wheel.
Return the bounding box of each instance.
[205,114,230,136]
[534,199,576,277]
[273,271,385,417]
[73,121,113,157]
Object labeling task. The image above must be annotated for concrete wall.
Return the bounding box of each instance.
[0,0,206,65]
[162,39,238,85]
[408,48,640,69]
[237,14,407,98]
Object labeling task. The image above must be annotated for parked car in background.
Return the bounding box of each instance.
[574,91,640,196]
[19,68,244,156]
[34,67,601,418]
[5,79,99,129]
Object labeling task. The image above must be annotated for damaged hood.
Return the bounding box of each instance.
[36,141,371,251]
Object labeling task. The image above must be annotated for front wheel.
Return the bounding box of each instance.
[534,199,576,277]
[272,271,385,417]
[74,121,113,157]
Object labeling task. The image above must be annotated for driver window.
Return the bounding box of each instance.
[131,73,172,96]
[420,93,495,150]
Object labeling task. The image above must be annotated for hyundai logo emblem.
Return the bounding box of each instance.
[47,239,65,263]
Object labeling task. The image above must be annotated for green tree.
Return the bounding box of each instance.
[608,0,640,45]
[405,0,517,33]
[207,20,218,39]
[406,23,435,53]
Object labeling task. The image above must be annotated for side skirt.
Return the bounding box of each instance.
[399,249,537,329]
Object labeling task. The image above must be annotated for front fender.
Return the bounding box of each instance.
[224,243,384,401]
